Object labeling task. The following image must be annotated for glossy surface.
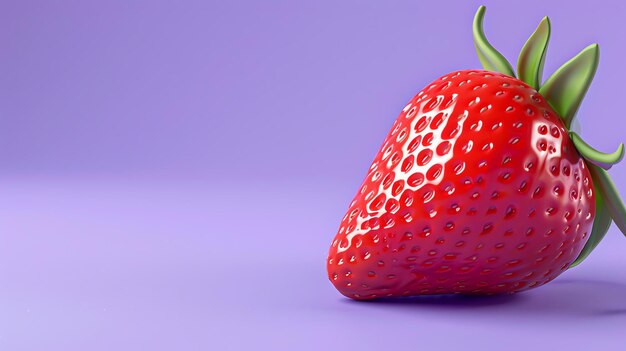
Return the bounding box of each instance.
[327,70,595,299]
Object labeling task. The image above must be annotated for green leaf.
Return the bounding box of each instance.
[517,17,551,90]
[570,132,625,170]
[472,6,515,77]
[570,176,612,268]
[538,44,599,128]
[588,164,626,236]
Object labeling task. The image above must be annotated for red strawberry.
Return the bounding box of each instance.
[327,6,626,300]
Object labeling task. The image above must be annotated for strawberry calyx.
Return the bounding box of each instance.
[539,44,599,129]
[569,132,625,170]
[518,16,550,90]
[473,6,626,267]
[472,6,515,78]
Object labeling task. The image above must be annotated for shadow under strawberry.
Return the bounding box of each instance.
[344,279,626,318]
[350,293,519,307]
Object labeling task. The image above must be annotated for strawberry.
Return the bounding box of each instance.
[327,6,626,300]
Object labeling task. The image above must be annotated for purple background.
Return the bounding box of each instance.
[2,0,626,349]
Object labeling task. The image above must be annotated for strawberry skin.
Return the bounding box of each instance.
[326,70,595,300]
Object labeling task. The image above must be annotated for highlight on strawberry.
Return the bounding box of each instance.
[326,5,626,300]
